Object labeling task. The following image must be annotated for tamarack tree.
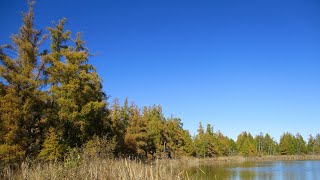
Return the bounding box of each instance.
[0,1,47,162]
[0,1,108,162]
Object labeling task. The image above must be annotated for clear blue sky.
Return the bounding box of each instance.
[2,0,320,141]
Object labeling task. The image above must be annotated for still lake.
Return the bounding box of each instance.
[186,160,320,180]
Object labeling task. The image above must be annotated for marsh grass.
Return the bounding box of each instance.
[0,137,202,180]
[2,155,319,179]
[1,157,198,180]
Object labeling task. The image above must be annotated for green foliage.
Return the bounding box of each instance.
[44,10,108,152]
[63,148,82,169]
[0,144,25,163]
[0,1,109,164]
[38,128,64,161]
[194,123,236,158]
[236,132,257,156]
[164,117,193,157]
[124,104,193,159]
[279,133,293,155]
[82,135,116,159]
[307,134,320,154]
[145,105,165,157]
[110,98,129,156]
[279,132,307,155]
[124,102,147,157]
[263,133,277,155]
[0,0,46,161]
[295,133,307,154]
[254,133,278,156]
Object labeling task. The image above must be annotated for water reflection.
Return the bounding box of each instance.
[186,160,320,180]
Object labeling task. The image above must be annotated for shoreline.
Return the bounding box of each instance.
[162,155,320,166]
[3,155,320,179]
[244,155,320,162]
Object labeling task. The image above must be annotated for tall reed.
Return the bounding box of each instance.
[1,157,193,180]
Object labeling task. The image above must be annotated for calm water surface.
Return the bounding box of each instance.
[186,160,320,180]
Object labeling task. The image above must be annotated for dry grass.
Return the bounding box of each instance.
[5,154,316,179]
[1,157,196,180]
[185,155,320,165]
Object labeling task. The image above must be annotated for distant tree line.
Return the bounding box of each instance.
[193,124,320,158]
[1,1,319,165]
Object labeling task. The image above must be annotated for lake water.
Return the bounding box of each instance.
[186,160,320,180]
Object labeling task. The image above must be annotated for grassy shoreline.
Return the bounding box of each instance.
[168,155,320,166]
[2,155,320,179]
[2,158,189,180]
[244,154,320,162]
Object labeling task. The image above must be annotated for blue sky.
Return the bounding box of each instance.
[2,0,320,141]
